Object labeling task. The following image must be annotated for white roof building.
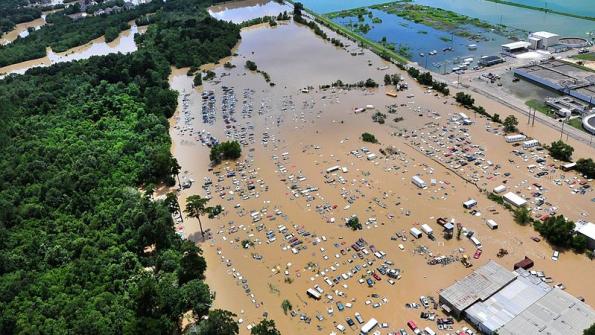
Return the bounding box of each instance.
[502,41,531,52]
[575,221,595,250]
[503,192,527,207]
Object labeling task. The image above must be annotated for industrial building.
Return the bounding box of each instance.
[501,41,532,55]
[478,55,505,67]
[498,288,595,335]
[440,261,595,335]
[583,113,595,135]
[545,96,593,116]
[439,261,516,317]
[514,60,595,104]
[528,31,559,49]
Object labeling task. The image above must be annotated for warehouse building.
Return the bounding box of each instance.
[439,261,516,317]
[440,262,595,335]
[498,288,595,335]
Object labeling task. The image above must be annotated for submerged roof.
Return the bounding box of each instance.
[439,261,517,312]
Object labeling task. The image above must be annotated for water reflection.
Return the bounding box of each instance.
[209,0,292,23]
[0,25,145,78]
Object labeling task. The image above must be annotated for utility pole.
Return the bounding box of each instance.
[532,109,536,127]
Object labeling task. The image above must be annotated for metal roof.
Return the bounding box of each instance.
[498,288,595,335]
[502,41,532,50]
[465,269,551,332]
[439,261,517,312]
[575,221,595,240]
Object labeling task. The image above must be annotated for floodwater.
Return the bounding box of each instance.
[166,4,594,335]
[332,8,512,71]
[502,0,595,18]
[410,0,595,37]
[209,0,293,23]
[0,15,47,45]
[300,0,595,38]
[0,24,146,77]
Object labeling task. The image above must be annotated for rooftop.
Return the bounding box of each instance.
[575,221,595,240]
[530,31,559,39]
[498,288,595,335]
[502,41,532,50]
[439,261,517,312]
[465,269,551,333]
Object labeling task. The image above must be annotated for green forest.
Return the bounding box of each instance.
[0,0,244,333]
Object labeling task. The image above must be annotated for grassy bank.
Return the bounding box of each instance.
[286,0,408,64]
[525,99,555,117]
[573,53,595,62]
[483,0,595,21]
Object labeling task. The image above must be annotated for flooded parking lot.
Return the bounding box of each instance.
[167,1,594,334]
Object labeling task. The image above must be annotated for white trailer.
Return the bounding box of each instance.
[360,318,378,334]
[306,288,321,300]
[421,224,434,236]
[505,134,526,143]
[366,153,377,161]
[486,219,498,230]
[326,165,340,173]
[463,199,477,209]
[410,227,423,239]
[493,185,506,194]
[411,175,427,188]
[522,139,539,149]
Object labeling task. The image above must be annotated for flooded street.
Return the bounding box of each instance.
[167,2,595,334]
[0,24,146,77]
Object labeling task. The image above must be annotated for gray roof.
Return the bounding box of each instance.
[439,261,517,312]
[498,288,595,335]
[465,269,551,332]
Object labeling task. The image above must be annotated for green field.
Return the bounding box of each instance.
[525,99,555,117]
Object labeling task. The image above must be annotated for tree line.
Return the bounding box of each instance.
[0,0,278,333]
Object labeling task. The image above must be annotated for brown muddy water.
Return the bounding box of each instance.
[0,24,146,78]
[167,3,595,334]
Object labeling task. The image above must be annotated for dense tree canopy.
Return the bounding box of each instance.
[548,140,574,162]
[0,0,242,332]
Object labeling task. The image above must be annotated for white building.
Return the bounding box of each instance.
[575,221,595,250]
[503,192,527,207]
[528,31,560,49]
[522,139,539,149]
[505,134,527,143]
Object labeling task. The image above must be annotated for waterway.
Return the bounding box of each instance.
[0,24,145,77]
[299,0,595,37]
[332,8,512,72]
[209,0,293,23]
[501,0,595,18]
